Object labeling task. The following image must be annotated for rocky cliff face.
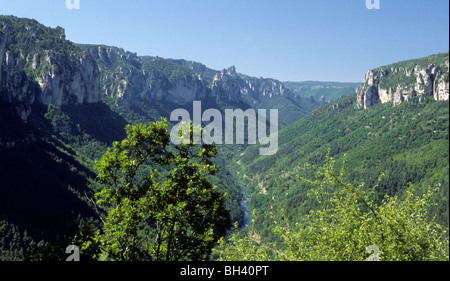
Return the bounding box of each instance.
[0,16,100,121]
[84,45,209,106]
[211,65,292,102]
[357,53,449,109]
[83,45,293,107]
[211,66,242,102]
[33,51,100,106]
[1,16,303,119]
[0,32,37,120]
[241,75,291,98]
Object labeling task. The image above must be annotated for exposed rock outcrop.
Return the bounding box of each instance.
[211,66,241,102]
[357,53,449,109]
[83,45,294,107]
[0,16,100,121]
[0,17,306,116]
[211,65,292,102]
[0,33,38,120]
[85,45,209,106]
[241,76,291,98]
[33,51,100,106]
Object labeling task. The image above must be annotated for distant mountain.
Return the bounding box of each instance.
[284,81,362,103]
[78,43,319,128]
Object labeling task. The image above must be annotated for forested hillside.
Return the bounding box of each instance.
[233,53,449,245]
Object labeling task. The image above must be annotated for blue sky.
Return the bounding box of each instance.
[1,0,448,82]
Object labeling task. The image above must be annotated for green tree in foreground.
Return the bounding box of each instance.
[94,119,230,261]
[216,152,449,261]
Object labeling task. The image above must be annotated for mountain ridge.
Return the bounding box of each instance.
[1,15,322,126]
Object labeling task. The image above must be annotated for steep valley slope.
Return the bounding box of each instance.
[235,52,449,242]
[0,15,326,259]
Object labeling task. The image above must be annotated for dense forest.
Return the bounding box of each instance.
[235,93,449,242]
[2,87,448,261]
[215,153,449,261]
[0,97,248,260]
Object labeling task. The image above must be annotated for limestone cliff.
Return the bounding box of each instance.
[0,16,100,121]
[33,51,100,106]
[212,65,292,102]
[82,45,293,107]
[211,66,242,102]
[241,74,291,98]
[357,53,449,109]
[83,45,209,106]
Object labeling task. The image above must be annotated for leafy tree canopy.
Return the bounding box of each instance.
[92,119,231,261]
[215,151,449,261]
